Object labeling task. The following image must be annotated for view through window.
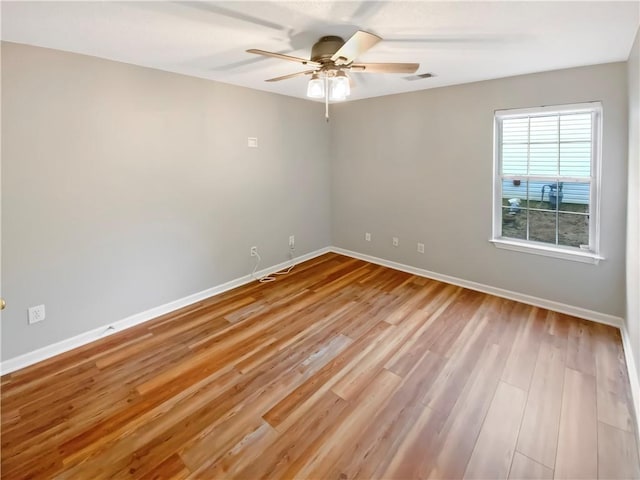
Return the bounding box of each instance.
[493,103,601,259]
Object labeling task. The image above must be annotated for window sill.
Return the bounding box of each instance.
[489,238,603,264]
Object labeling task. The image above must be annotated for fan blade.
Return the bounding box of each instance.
[350,62,420,74]
[265,70,316,82]
[246,49,321,67]
[331,30,381,65]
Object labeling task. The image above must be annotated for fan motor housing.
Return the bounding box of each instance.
[310,36,345,63]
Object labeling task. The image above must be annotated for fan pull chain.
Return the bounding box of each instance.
[325,75,329,121]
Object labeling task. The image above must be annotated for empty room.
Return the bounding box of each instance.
[1,1,640,479]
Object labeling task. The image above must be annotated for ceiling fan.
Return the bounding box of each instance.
[247,30,420,120]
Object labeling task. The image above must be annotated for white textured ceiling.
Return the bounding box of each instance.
[2,1,639,102]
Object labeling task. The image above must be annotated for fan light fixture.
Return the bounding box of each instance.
[306,73,324,98]
[306,71,350,101]
[329,71,350,101]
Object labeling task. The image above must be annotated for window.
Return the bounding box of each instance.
[492,102,602,264]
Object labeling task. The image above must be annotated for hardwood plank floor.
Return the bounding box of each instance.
[554,367,598,479]
[463,381,528,479]
[1,252,638,479]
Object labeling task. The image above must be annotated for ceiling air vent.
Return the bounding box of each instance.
[404,73,434,81]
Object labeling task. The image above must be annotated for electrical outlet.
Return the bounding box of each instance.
[392,237,399,247]
[365,232,371,242]
[28,304,45,324]
[289,235,295,248]
[417,242,425,254]
[250,246,258,257]
[247,137,258,148]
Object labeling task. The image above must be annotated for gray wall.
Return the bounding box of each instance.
[627,27,640,385]
[1,41,632,364]
[331,62,628,317]
[1,42,331,360]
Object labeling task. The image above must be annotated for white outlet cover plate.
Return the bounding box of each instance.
[393,237,399,247]
[365,233,371,241]
[28,304,46,324]
[248,137,258,148]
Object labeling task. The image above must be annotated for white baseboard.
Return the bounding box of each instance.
[621,325,640,445]
[330,247,624,329]
[1,245,626,375]
[0,247,331,375]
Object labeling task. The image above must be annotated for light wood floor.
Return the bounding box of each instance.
[2,253,639,479]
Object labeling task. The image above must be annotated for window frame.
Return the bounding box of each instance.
[491,102,604,264]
